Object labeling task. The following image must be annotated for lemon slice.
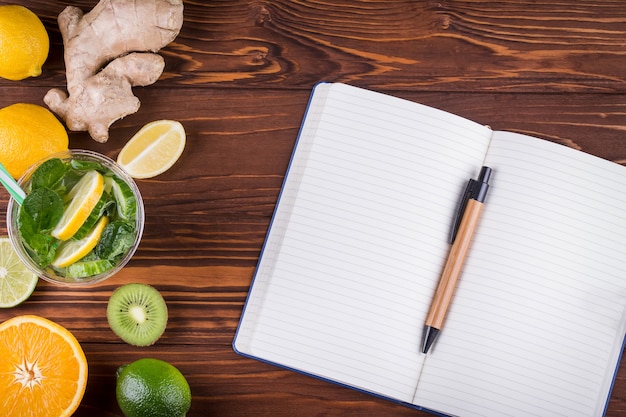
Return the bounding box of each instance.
[52,216,109,268]
[0,237,38,307]
[117,120,186,179]
[51,170,104,241]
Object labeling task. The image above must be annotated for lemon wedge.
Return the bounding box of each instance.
[117,120,186,179]
[51,170,104,241]
[0,237,38,307]
[52,216,109,268]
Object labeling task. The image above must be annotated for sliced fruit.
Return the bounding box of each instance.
[72,192,114,240]
[107,283,168,346]
[117,120,186,179]
[0,315,88,416]
[0,236,38,308]
[66,259,114,279]
[51,170,104,241]
[51,216,109,268]
[104,175,136,220]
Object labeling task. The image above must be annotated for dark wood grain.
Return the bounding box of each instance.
[1,1,626,416]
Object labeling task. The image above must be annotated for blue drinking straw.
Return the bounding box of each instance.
[0,162,25,205]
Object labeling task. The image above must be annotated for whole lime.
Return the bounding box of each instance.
[116,358,191,417]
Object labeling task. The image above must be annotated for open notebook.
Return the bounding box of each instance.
[233,83,626,417]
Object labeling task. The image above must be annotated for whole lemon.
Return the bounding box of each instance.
[0,5,49,80]
[116,358,192,417]
[0,103,69,179]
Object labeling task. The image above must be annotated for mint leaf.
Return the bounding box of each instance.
[31,158,67,190]
[19,187,63,233]
[23,234,57,268]
[95,221,136,260]
[18,187,63,267]
[71,159,107,173]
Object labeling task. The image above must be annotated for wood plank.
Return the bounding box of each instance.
[2,1,626,92]
[1,0,626,415]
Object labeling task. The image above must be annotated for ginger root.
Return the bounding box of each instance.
[44,0,184,143]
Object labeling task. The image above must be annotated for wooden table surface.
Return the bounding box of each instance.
[2,1,626,416]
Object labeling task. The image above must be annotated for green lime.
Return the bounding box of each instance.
[116,358,191,417]
[0,236,38,307]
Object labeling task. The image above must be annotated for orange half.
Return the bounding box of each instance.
[0,315,88,416]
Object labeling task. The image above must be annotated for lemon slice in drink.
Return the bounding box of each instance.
[51,170,104,241]
[52,216,109,269]
[0,237,38,308]
[117,120,186,179]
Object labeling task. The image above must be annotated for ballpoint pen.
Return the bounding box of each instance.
[422,166,492,354]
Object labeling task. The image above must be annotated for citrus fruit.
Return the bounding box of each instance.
[51,170,104,241]
[0,5,49,80]
[116,358,191,417]
[51,216,109,268]
[0,237,38,307]
[0,103,68,179]
[0,315,88,416]
[117,120,186,179]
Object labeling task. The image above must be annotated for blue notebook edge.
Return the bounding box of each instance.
[603,333,626,416]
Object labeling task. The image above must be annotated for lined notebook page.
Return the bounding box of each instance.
[234,83,492,402]
[415,131,626,417]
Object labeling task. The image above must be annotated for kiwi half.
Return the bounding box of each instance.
[107,283,168,346]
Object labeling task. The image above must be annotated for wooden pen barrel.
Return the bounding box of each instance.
[425,198,484,330]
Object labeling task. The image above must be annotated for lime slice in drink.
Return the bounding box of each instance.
[0,236,38,307]
[52,216,109,268]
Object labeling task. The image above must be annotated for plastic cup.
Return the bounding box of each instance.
[7,149,145,286]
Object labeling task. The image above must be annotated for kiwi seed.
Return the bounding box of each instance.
[107,283,168,346]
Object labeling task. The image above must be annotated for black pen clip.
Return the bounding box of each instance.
[450,167,492,243]
[450,182,473,244]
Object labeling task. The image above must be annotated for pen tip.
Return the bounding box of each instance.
[421,326,440,354]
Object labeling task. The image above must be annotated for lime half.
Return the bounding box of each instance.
[0,237,38,307]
